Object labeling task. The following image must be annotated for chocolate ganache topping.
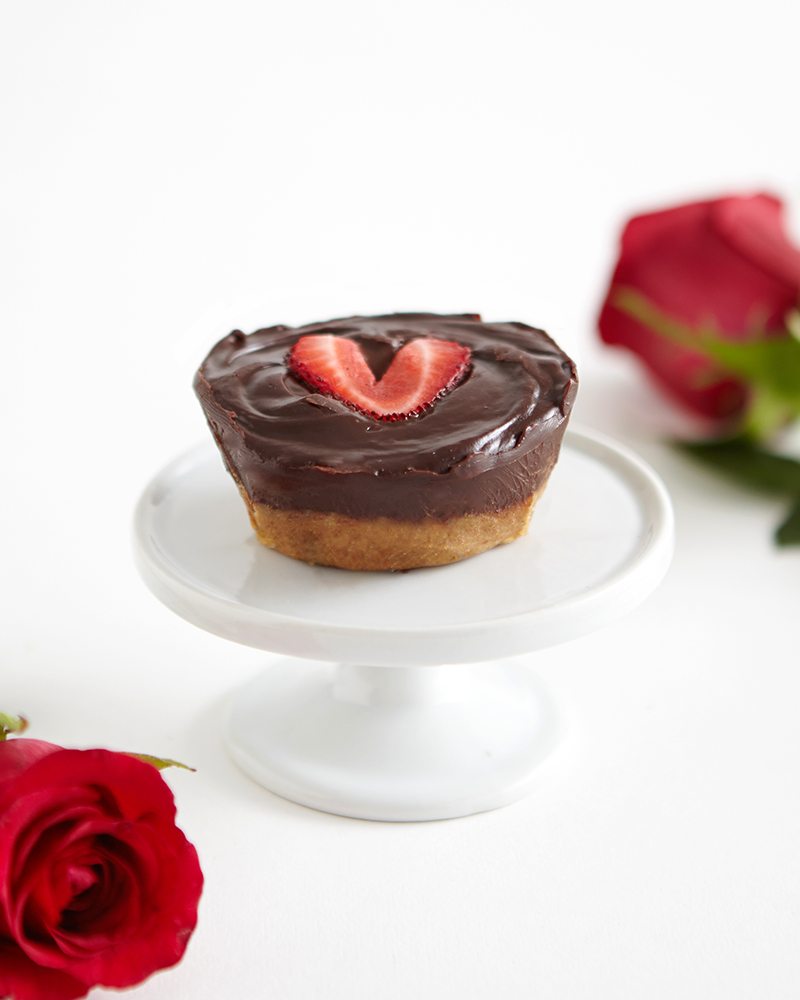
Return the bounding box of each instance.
[194,313,578,521]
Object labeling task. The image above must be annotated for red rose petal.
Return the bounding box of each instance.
[0,941,89,1000]
[0,740,60,789]
[712,194,800,292]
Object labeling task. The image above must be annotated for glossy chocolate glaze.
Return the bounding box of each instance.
[194,314,578,520]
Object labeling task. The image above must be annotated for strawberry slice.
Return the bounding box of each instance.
[288,335,471,420]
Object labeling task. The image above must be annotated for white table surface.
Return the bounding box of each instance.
[3,2,799,997]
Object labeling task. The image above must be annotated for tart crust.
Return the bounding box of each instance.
[237,484,543,571]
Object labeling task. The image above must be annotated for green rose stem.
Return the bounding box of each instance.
[613,289,800,440]
[0,713,28,740]
[612,288,800,546]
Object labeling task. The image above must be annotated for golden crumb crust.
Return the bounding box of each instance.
[234,485,543,571]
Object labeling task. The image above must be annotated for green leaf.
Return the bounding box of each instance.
[0,713,28,741]
[126,752,196,773]
[613,288,800,438]
[776,497,800,546]
[675,438,800,496]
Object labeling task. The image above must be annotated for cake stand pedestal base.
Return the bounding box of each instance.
[226,659,559,821]
[135,428,674,822]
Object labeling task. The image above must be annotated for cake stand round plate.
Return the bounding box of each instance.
[134,426,673,821]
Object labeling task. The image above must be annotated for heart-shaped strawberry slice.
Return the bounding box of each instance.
[288,335,472,420]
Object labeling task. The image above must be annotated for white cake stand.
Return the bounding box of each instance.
[134,427,673,821]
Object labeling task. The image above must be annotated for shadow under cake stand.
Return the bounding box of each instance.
[134,426,673,821]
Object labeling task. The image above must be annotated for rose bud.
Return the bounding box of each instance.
[0,739,203,1000]
[598,193,800,420]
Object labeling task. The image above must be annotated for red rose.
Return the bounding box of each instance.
[0,739,203,1000]
[598,193,800,419]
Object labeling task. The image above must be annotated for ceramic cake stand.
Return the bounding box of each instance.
[134,427,673,822]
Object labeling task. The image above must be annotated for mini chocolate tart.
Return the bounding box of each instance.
[193,313,578,570]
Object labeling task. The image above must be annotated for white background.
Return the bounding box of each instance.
[3,1,800,998]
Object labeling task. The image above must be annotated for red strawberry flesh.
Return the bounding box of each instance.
[288,335,471,420]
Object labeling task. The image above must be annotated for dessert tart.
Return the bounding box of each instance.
[194,313,578,571]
